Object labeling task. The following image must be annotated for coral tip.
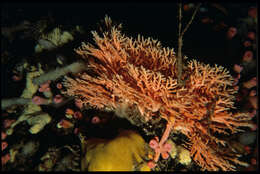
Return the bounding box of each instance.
[57,119,73,129]
[1,153,10,165]
[91,116,101,124]
[65,108,74,115]
[147,160,156,169]
[56,83,63,89]
[2,141,8,151]
[73,111,83,120]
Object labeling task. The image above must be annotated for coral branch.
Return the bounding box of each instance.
[1,98,31,110]
[32,62,85,85]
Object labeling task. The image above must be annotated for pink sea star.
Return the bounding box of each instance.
[148,123,173,168]
[149,137,172,160]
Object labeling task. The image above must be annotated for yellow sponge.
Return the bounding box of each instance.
[81,130,147,171]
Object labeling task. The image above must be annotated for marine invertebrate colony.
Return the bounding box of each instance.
[81,130,147,171]
[63,17,252,171]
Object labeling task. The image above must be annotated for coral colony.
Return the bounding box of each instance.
[62,17,253,171]
[1,4,257,171]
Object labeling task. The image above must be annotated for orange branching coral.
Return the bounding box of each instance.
[62,17,252,171]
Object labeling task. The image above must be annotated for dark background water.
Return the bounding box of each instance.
[2,2,255,61]
[1,1,257,98]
